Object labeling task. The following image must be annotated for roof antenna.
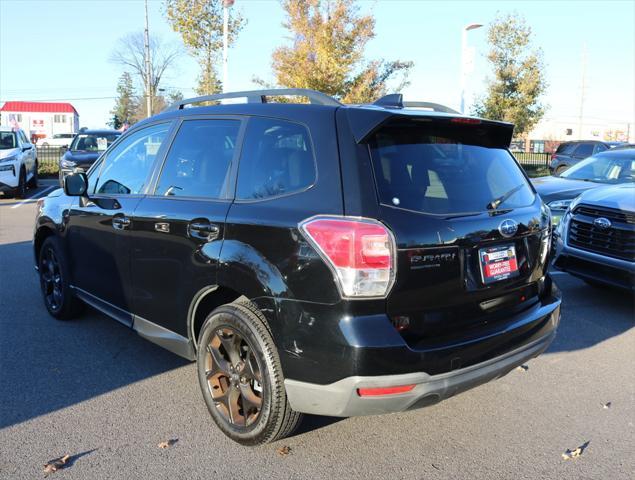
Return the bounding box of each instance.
[373,94,403,109]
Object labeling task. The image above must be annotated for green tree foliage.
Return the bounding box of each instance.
[262,0,412,103]
[109,72,138,128]
[165,0,245,95]
[472,13,547,136]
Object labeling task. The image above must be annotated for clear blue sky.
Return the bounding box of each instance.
[1,0,633,129]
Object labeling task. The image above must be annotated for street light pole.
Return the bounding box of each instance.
[144,0,152,117]
[222,1,235,93]
[460,23,483,114]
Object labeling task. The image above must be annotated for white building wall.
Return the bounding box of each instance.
[529,117,633,143]
[0,111,79,138]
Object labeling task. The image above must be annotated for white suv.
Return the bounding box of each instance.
[0,126,38,198]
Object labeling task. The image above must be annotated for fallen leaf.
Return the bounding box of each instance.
[276,445,291,456]
[561,441,590,460]
[43,454,70,474]
[603,402,612,409]
[516,365,529,372]
[158,439,178,449]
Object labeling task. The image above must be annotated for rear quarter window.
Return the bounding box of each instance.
[369,123,535,215]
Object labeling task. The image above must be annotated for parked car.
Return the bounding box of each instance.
[553,183,635,290]
[58,129,121,185]
[533,147,635,224]
[40,133,75,148]
[0,126,38,198]
[34,89,561,445]
[549,140,614,175]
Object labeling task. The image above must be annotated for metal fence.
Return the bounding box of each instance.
[36,146,65,167]
[512,152,551,169]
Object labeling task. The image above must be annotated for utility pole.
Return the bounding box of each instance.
[577,44,587,140]
[144,0,152,118]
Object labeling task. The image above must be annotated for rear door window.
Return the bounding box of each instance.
[369,122,535,215]
[573,143,594,157]
[155,119,240,199]
[236,117,316,200]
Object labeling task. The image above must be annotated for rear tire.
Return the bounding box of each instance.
[38,236,83,320]
[28,160,38,188]
[197,300,303,445]
[555,165,568,176]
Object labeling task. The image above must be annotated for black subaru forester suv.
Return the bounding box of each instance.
[34,89,561,445]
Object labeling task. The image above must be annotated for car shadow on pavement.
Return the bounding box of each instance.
[545,273,635,354]
[0,240,190,430]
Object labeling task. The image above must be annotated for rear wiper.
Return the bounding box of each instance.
[487,183,525,210]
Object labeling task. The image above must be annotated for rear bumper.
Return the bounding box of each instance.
[285,328,557,417]
[279,276,561,417]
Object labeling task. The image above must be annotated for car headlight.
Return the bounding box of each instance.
[0,155,17,164]
[60,158,77,169]
[548,199,572,211]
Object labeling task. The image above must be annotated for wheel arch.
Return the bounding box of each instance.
[33,224,57,266]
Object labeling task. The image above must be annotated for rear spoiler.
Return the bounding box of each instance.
[345,107,515,149]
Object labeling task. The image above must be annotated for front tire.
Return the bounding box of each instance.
[197,300,303,445]
[28,160,38,188]
[14,167,26,199]
[38,236,83,320]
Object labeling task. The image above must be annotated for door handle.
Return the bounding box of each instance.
[187,221,220,241]
[112,216,131,230]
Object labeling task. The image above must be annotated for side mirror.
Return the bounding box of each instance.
[22,146,31,152]
[63,172,88,197]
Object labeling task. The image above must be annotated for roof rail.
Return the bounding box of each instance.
[403,101,460,114]
[372,94,460,114]
[165,88,341,111]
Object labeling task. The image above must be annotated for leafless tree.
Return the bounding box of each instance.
[110,32,182,115]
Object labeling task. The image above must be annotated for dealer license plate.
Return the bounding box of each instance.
[479,244,519,285]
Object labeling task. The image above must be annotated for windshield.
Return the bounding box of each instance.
[561,153,635,183]
[0,131,17,150]
[70,133,119,152]
[369,123,535,215]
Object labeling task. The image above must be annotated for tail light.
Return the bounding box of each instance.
[299,216,396,298]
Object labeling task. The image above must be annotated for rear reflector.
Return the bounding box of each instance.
[299,216,396,298]
[357,385,416,397]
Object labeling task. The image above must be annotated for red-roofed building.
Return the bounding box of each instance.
[0,101,79,140]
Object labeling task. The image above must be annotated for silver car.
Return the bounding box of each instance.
[553,182,635,290]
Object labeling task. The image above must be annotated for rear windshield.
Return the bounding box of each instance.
[369,123,535,215]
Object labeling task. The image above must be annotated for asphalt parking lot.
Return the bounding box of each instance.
[0,183,633,479]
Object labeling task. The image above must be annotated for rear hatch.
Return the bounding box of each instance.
[365,116,551,348]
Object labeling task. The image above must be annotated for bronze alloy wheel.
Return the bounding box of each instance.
[40,246,63,312]
[205,326,264,427]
